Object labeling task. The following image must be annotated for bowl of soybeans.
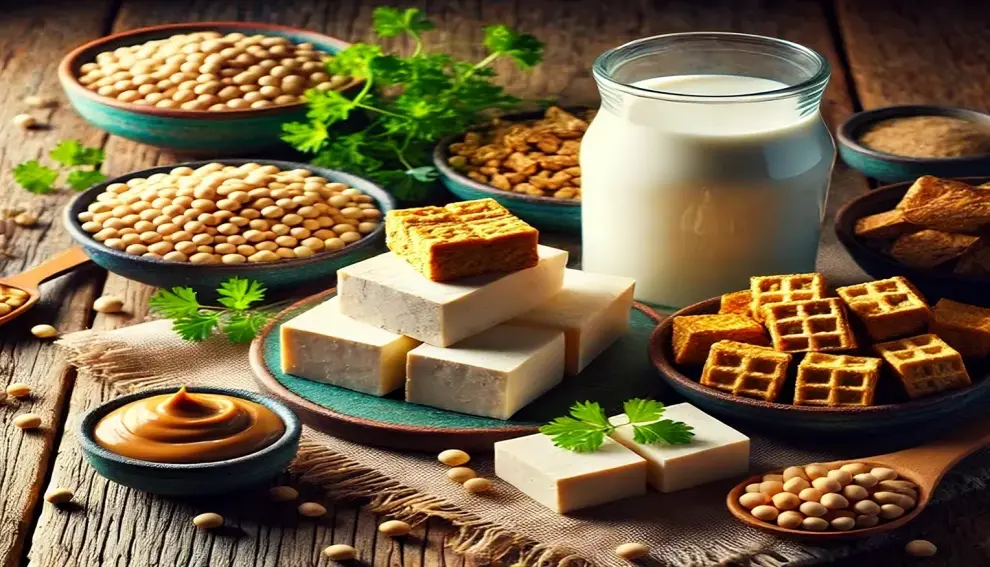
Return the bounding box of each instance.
[58,22,361,154]
[64,159,394,294]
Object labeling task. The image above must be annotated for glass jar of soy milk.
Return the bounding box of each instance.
[582,33,834,309]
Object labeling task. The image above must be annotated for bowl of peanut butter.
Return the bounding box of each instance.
[77,385,300,495]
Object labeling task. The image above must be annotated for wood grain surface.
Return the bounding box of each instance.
[0,1,987,566]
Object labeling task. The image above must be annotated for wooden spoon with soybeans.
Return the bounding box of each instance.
[0,247,91,327]
[727,416,990,540]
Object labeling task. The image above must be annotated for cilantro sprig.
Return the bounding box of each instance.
[149,277,273,343]
[12,140,107,194]
[540,399,695,453]
[282,6,544,202]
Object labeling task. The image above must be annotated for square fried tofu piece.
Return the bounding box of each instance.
[750,273,827,322]
[762,298,857,353]
[874,334,971,399]
[931,299,990,358]
[700,340,792,402]
[836,277,931,341]
[854,210,916,239]
[385,198,539,282]
[719,290,752,316]
[794,353,882,407]
[889,230,979,269]
[671,314,768,366]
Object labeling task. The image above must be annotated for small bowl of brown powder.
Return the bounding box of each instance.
[838,105,990,184]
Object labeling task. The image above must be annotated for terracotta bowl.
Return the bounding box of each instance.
[834,177,990,306]
[648,297,990,436]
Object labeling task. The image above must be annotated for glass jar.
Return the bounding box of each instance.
[581,32,834,309]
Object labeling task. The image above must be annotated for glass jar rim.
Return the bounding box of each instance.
[592,32,831,103]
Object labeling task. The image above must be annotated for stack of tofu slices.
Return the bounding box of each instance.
[280,198,636,420]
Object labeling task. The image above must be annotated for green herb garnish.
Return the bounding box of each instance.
[540,399,695,453]
[282,6,544,202]
[149,276,273,343]
[12,140,107,194]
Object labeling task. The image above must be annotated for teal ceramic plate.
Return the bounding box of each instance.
[250,288,663,452]
[649,297,990,436]
[433,110,585,233]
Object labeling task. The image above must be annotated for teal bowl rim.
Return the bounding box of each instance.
[76,386,301,470]
[836,105,990,167]
[432,109,584,209]
[58,21,362,120]
[63,159,396,280]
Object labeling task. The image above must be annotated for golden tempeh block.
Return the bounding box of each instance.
[762,298,857,353]
[794,353,882,407]
[750,273,827,322]
[874,334,971,399]
[671,314,768,366]
[836,276,931,341]
[700,340,792,402]
[385,198,539,282]
[931,299,990,358]
[719,290,752,316]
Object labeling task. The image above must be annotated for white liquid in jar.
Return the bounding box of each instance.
[580,74,834,308]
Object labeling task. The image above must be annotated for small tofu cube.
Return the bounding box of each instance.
[719,290,752,316]
[405,324,564,419]
[494,433,647,513]
[609,403,749,492]
[280,297,421,396]
[511,269,635,375]
[337,246,567,347]
[671,314,768,365]
[931,298,990,358]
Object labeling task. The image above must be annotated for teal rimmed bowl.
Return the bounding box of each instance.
[433,110,583,233]
[77,386,301,496]
[58,22,360,155]
[63,159,395,295]
[837,105,990,184]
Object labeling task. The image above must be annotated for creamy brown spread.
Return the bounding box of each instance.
[94,386,284,463]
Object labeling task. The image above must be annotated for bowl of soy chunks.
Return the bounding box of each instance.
[649,273,990,436]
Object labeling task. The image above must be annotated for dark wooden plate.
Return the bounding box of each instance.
[648,298,990,435]
[834,177,990,306]
[250,288,664,452]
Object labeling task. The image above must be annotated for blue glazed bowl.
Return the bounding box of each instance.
[433,110,583,233]
[649,297,990,439]
[58,22,360,155]
[837,105,990,184]
[77,386,301,496]
[64,159,395,295]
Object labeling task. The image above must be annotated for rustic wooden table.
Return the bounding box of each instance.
[1,1,988,566]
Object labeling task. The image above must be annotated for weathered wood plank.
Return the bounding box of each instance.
[0,3,116,567]
[836,0,990,110]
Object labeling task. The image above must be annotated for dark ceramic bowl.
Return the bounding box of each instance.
[648,298,990,435]
[837,105,990,184]
[433,110,583,233]
[64,159,395,295]
[77,386,301,495]
[58,22,361,155]
[834,177,990,305]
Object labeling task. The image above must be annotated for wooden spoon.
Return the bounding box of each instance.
[0,247,91,327]
[727,415,990,540]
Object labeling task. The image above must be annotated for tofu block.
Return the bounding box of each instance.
[495,433,647,513]
[338,246,567,347]
[280,296,421,396]
[511,269,635,375]
[609,403,749,493]
[405,324,564,419]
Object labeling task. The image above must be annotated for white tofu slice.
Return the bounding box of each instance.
[280,296,421,396]
[405,324,564,419]
[336,246,567,347]
[609,403,750,493]
[511,269,635,375]
[494,433,647,513]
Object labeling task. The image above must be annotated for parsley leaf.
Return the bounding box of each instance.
[217,276,266,311]
[539,417,607,453]
[406,166,439,183]
[149,287,202,319]
[224,311,271,343]
[66,169,108,191]
[373,7,435,38]
[172,311,221,342]
[50,140,105,167]
[483,25,544,68]
[569,400,611,428]
[623,398,665,424]
[632,420,696,446]
[282,121,328,153]
[12,161,59,194]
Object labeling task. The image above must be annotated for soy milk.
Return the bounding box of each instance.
[581,74,834,308]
